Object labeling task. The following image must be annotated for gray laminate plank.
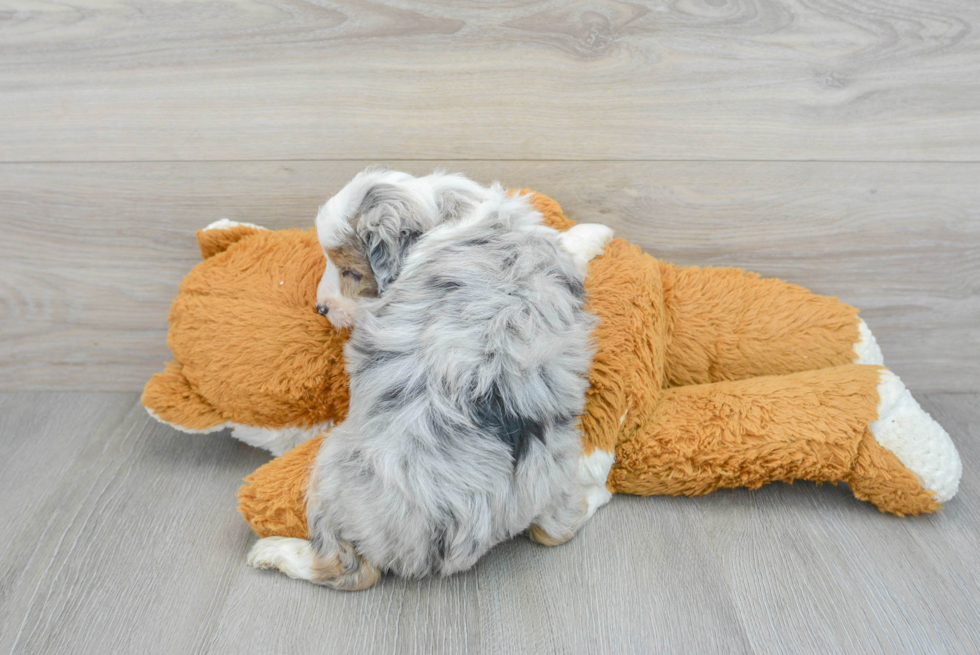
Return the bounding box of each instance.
[0,393,130,551]
[205,493,752,655]
[695,392,980,655]
[0,392,133,641]
[0,393,270,655]
[1,0,978,162]
[1,161,976,392]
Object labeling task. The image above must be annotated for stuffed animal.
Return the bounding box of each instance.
[142,192,962,542]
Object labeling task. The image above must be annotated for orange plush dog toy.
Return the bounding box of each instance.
[143,192,961,541]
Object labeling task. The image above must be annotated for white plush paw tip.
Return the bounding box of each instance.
[871,371,962,503]
[853,319,884,366]
[568,223,614,252]
[558,223,615,273]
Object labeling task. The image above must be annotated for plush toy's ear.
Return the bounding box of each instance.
[141,362,228,432]
[196,220,267,259]
[514,190,576,232]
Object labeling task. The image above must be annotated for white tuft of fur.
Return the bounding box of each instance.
[870,370,961,502]
[247,537,319,581]
[144,405,330,456]
[232,421,334,456]
[558,223,615,274]
[204,218,267,231]
[144,405,231,434]
[578,449,615,518]
[854,319,884,365]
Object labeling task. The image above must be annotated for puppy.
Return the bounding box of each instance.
[248,170,614,589]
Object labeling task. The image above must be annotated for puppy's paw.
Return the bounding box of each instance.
[558,223,614,274]
[247,537,318,580]
[247,537,381,591]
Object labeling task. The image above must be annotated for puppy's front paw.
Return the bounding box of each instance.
[558,223,615,274]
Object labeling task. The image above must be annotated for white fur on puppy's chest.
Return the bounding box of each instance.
[558,224,615,273]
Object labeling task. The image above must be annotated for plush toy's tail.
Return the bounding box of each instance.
[608,365,960,516]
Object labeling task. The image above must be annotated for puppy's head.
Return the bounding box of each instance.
[315,168,489,328]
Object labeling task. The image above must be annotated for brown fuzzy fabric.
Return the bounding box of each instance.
[660,263,860,387]
[238,435,326,539]
[143,191,941,538]
[610,365,881,496]
[143,228,351,431]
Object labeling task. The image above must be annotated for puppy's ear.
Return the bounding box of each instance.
[356,183,423,294]
[365,228,420,294]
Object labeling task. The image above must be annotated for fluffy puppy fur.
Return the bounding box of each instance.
[314,169,494,329]
[248,170,613,590]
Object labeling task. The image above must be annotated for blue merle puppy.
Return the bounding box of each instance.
[248,169,614,590]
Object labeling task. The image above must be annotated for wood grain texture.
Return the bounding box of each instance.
[0,392,134,651]
[0,394,271,655]
[693,393,980,654]
[1,161,976,392]
[0,392,976,654]
[1,0,979,162]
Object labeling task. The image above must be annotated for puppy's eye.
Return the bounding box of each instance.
[342,269,363,282]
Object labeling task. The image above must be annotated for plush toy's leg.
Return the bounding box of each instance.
[660,263,877,386]
[608,365,959,515]
[238,435,326,539]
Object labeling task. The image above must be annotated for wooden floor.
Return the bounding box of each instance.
[1,1,978,653]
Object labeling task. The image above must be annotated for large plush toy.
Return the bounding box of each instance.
[142,192,962,542]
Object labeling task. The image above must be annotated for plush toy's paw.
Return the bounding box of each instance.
[854,318,884,365]
[557,223,615,274]
[870,370,961,502]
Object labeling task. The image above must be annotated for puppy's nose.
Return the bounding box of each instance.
[316,304,330,317]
